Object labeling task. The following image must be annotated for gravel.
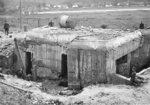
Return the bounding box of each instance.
[0,84,64,105]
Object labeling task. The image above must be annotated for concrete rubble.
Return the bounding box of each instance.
[0,32,15,74]
[23,26,140,47]
[0,68,150,105]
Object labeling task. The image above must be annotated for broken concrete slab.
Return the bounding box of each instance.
[109,73,131,85]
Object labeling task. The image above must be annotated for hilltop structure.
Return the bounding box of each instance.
[1,26,150,89]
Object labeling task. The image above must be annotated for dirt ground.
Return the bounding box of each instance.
[0,68,150,105]
[0,83,63,105]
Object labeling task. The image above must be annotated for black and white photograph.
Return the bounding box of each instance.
[0,0,150,104]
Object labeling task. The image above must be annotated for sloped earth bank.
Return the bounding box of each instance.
[0,68,150,105]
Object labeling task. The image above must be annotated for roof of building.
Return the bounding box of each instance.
[15,26,143,50]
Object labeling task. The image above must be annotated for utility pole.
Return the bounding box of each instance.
[20,0,22,29]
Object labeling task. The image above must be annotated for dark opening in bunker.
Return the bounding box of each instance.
[26,52,32,75]
[59,54,68,87]
[61,54,68,78]
[116,55,130,77]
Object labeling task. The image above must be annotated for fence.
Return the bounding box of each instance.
[6,17,55,30]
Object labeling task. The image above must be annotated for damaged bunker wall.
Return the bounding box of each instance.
[130,35,150,73]
[67,41,107,89]
[107,34,142,84]
[14,43,66,79]
[67,30,149,89]
[103,31,150,85]
[114,34,150,78]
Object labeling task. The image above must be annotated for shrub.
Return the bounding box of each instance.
[101,24,108,29]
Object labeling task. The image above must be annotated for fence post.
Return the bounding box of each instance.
[38,18,40,27]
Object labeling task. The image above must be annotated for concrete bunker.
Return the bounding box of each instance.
[116,47,150,79]
[14,27,74,84]
[66,29,150,89]
[11,27,150,90]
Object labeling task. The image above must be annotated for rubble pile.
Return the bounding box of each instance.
[1,74,42,92]
[0,69,150,105]
[0,74,75,96]
[0,33,15,71]
[0,83,64,105]
[0,74,65,104]
[0,31,8,38]
[0,83,32,105]
[21,26,141,49]
[0,39,14,57]
[26,26,135,41]
[0,31,14,56]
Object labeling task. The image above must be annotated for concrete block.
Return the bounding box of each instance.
[68,81,81,90]
[109,73,130,85]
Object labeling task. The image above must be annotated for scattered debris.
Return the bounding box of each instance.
[59,90,82,96]
[0,61,150,105]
